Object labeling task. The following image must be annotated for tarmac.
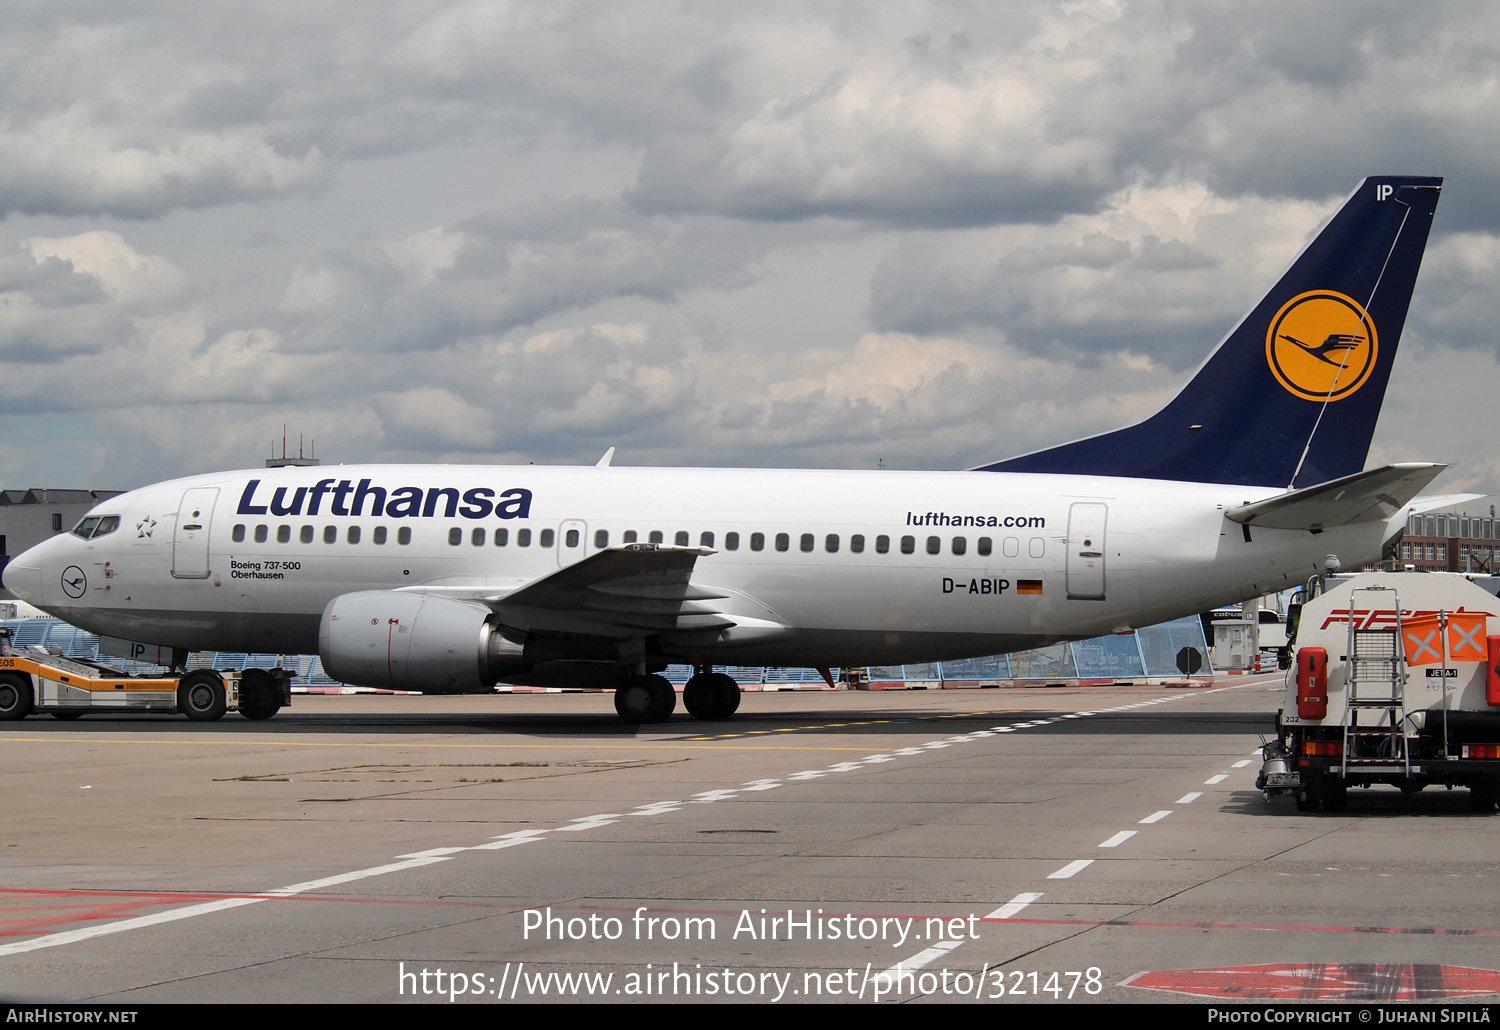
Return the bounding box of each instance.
[3,673,1499,1005]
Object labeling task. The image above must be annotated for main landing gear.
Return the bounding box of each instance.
[683,671,741,721]
[612,668,742,724]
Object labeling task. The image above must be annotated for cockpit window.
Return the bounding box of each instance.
[71,516,120,539]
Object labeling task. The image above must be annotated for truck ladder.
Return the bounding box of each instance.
[1341,586,1410,777]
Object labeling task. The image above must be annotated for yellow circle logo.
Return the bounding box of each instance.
[1265,290,1377,402]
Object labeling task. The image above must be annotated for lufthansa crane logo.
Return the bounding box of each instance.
[61,566,87,599]
[1265,290,1378,402]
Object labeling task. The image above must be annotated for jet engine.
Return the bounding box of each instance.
[319,591,526,693]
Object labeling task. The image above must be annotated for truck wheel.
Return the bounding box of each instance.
[178,671,227,722]
[1469,779,1498,814]
[0,673,33,720]
[1321,780,1348,812]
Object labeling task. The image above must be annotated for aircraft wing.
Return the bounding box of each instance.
[489,544,734,637]
[1225,463,1447,531]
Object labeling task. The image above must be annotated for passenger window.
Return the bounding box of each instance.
[926,536,940,555]
[649,530,663,544]
[232,524,246,543]
[900,535,915,554]
[675,531,689,546]
[495,527,508,546]
[952,536,966,556]
[540,528,555,547]
[93,516,119,537]
[473,528,486,546]
[876,535,890,554]
[800,533,814,552]
[850,534,864,553]
[373,526,387,545]
[623,530,637,543]
[594,529,608,548]
[565,529,579,547]
[750,532,765,551]
[277,525,291,543]
[700,531,714,548]
[324,526,337,544]
[825,534,839,553]
[255,525,269,543]
[977,537,992,556]
[1003,536,1020,557]
[725,532,739,551]
[448,528,462,546]
[299,525,314,544]
[347,526,361,544]
[72,517,101,539]
[517,528,532,547]
[397,526,411,545]
[776,533,790,552]
[1029,537,1045,558]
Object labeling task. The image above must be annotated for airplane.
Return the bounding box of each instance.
[0,175,1462,725]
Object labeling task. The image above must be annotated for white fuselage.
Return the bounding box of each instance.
[5,464,1394,670]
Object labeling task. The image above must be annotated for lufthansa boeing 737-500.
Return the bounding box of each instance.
[0,176,1462,723]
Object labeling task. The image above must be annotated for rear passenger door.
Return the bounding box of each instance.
[1065,502,1107,600]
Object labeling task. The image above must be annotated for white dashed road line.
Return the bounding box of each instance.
[1098,830,1138,848]
[1047,859,1095,880]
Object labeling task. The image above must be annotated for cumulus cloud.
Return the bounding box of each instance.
[0,1,1495,498]
[868,181,1337,368]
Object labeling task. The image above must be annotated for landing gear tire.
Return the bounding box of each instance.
[1294,786,1318,812]
[1469,778,1498,814]
[683,672,742,720]
[615,674,676,724]
[614,677,652,723]
[644,674,676,722]
[50,711,84,720]
[0,673,32,720]
[178,671,227,722]
[238,669,283,721]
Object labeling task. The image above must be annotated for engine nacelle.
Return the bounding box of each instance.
[319,591,526,693]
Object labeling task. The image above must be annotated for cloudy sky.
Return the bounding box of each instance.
[1,1,1497,498]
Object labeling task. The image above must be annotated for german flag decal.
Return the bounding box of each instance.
[1017,580,1044,595]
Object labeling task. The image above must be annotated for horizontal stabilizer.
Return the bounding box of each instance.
[1225,463,1446,530]
[1403,492,1485,517]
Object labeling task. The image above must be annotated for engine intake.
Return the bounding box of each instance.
[319,591,526,693]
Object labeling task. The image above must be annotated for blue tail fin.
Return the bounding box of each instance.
[978,176,1442,488]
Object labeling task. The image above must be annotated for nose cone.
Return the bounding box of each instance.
[3,541,52,608]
